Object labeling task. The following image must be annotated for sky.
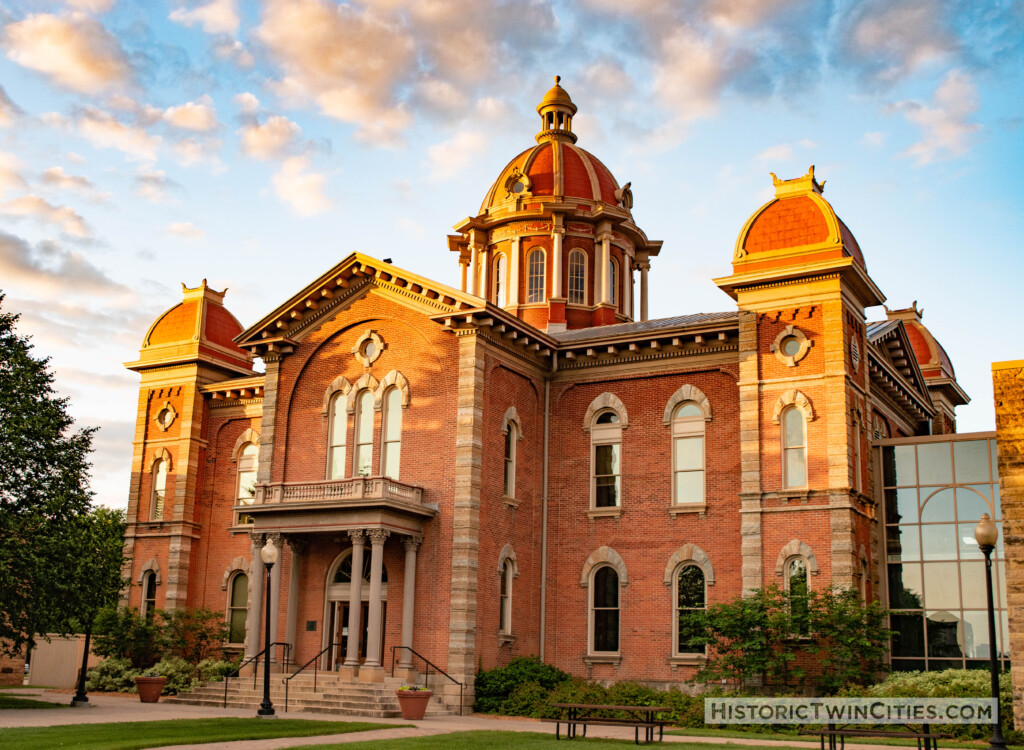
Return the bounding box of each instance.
[0,0,1021,510]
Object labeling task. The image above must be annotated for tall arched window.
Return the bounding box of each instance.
[592,411,622,508]
[142,571,157,618]
[354,390,374,477]
[236,443,258,525]
[568,249,586,305]
[381,388,402,479]
[503,422,516,498]
[782,407,807,489]
[609,257,618,307]
[527,248,546,303]
[672,403,705,505]
[499,560,513,635]
[493,253,507,305]
[328,392,347,479]
[675,564,706,656]
[227,573,248,644]
[591,566,620,653]
[787,558,809,633]
[151,459,167,520]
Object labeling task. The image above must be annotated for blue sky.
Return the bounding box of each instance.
[0,0,1020,508]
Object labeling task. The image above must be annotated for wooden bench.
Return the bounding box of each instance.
[799,723,952,749]
[544,703,670,744]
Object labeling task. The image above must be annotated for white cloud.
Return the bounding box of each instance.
[135,168,179,203]
[0,231,127,297]
[213,39,254,68]
[234,92,260,114]
[1,195,91,237]
[425,130,487,182]
[174,137,222,167]
[272,156,330,216]
[3,13,132,94]
[893,68,981,166]
[167,221,204,238]
[0,152,28,197]
[239,115,301,160]
[41,166,94,192]
[861,131,886,147]
[0,86,23,128]
[65,0,116,12]
[757,144,794,161]
[841,0,955,84]
[164,96,220,131]
[77,107,161,160]
[169,0,240,35]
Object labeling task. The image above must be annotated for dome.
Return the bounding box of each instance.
[537,76,577,114]
[890,304,956,379]
[734,166,865,269]
[479,140,622,213]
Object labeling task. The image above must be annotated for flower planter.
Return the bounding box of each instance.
[135,676,167,703]
[395,689,432,720]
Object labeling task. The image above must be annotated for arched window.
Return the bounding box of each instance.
[592,411,622,508]
[672,403,705,505]
[499,560,513,635]
[236,443,258,525]
[381,387,402,479]
[227,573,248,644]
[527,248,546,303]
[334,549,388,584]
[787,558,809,633]
[142,570,158,619]
[328,392,347,479]
[782,407,807,489]
[609,257,618,307]
[591,566,620,653]
[493,253,507,306]
[503,422,516,498]
[568,249,586,305]
[151,459,167,520]
[354,390,374,477]
[675,564,705,656]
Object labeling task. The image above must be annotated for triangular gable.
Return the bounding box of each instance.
[235,253,482,357]
[866,318,933,414]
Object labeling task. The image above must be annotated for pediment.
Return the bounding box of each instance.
[866,319,933,419]
[235,253,480,358]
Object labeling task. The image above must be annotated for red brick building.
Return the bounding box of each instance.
[122,81,969,706]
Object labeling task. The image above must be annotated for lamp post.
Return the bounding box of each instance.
[257,537,278,718]
[974,513,1006,749]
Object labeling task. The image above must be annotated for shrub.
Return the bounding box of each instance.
[85,657,139,693]
[197,657,240,682]
[474,656,572,713]
[151,656,200,695]
[91,606,161,669]
[160,607,229,667]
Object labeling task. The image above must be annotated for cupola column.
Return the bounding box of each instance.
[597,226,612,306]
[551,224,564,296]
[469,244,479,296]
[508,238,521,306]
[459,259,468,293]
[638,259,650,322]
[623,260,632,320]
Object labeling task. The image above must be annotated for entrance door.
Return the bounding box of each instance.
[336,602,386,666]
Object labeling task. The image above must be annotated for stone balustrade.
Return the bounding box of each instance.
[253,477,424,506]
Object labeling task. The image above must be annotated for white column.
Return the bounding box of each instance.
[285,538,305,669]
[459,260,467,293]
[639,262,650,322]
[480,248,490,301]
[508,238,521,306]
[398,536,421,670]
[363,528,390,673]
[343,529,366,667]
[268,533,282,661]
[551,228,564,298]
[623,260,632,320]
[469,244,479,296]
[598,234,611,305]
[245,532,264,660]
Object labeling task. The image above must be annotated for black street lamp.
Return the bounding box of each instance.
[70,628,91,707]
[974,513,1006,750]
[257,537,278,718]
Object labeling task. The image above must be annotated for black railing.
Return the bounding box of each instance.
[222,642,291,708]
[391,645,463,715]
[282,641,342,713]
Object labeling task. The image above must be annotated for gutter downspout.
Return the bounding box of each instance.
[540,353,555,660]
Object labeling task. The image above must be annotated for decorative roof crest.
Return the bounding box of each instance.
[770,165,825,198]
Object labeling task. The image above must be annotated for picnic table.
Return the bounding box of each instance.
[798,722,951,749]
[545,702,670,744]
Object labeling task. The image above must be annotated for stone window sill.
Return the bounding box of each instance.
[583,654,621,666]
[502,496,519,509]
[669,654,706,667]
[587,507,622,520]
[498,633,516,646]
[668,504,707,516]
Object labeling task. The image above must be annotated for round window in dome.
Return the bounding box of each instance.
[511,180,525,194]
[781,336,801,357]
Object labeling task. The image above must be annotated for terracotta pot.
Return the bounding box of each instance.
[395,689,432,720]
[135,676,167,703]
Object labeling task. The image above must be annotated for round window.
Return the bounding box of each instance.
[361,340,377,361]
[157,409,173,428]
[780,336,801,357]
[511,180,525,194]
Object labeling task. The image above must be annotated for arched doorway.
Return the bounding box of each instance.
[323,549,388,669]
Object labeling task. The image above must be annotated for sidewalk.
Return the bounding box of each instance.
[0,689,935,749]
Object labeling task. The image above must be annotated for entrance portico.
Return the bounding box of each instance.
[241,475,434,683]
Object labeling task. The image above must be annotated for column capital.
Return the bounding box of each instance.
[403,534,423,552]
[367,528,391,546]
[347,528,366,545]
[266,532,283,546]
[248,531,265,546]
[597,232,613,243]
[551,226,566,236]
[286,536,308,555]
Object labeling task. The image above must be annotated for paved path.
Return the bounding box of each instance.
[0,689,926,749]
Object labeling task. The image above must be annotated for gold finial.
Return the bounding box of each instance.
[554,75,561,85]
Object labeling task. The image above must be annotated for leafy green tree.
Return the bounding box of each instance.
[0,293,105,654]
[92,606,162,669]
[160,607,229,668]
[806,586,892,694]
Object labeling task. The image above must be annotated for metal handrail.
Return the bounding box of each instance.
[222,642,291,708]
[283,641,342,713]
[391,645,463,715]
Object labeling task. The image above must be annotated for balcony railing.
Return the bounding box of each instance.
[253,476,424,507]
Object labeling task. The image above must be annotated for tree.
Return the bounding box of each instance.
[0,293,110,653]
[160,607,229,668]
[806,586,892,694]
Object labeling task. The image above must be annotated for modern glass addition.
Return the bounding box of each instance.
[881,436,1007,672]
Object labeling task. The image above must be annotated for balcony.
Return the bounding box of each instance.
[240,476,435,534]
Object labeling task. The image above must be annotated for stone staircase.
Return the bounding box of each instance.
[164,673,456,718]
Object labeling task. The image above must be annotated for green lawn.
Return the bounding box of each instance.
[0,693,64,710]
[0,718,397,750]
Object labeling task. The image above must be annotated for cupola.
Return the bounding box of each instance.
[536,76,578,144]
